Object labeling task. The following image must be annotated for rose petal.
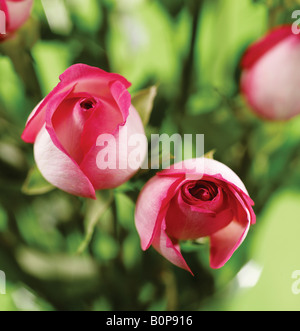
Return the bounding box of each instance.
[209,184,252,269]
[0,0,8,20]
[5,0,33,32]
[34,125,96,199]
[21,84,76,144]
[165,184,234,240]
[59,63,131,92]
[110,80,131,125]
[79,87,129,155]
[22,64,131,144]
[241,26,300,120]
[228,185,256,225]
[209,218,250,269]
[51,96,94,163]
[135,174,183,251]
[152,218,193,275]
[241,25,293,70]
[158,158,250,196]
[80,106,147,190]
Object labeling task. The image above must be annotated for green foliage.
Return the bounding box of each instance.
[206,189,300,311]
[77,190,114,254]
[0,0,299,311]
[22,165,55,196]
[132,85,158,127]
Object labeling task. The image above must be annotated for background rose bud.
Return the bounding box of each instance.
[21,64,146,199]
[241,25,300,121]
[0,0,33,38]
[135,158,256,273]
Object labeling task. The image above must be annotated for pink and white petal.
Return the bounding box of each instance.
[158,158,250,196]
[21,83,77,144]
[135,175,183,251]
[209,219,250,269]
[0,0,8,18]
[241,25,293,70]
[22,63,130,144]
[51,97,91,163]
[34,125,96,199]
[152,218,193,274]
[79,99,124,156]
[21,99,46,143]
[59,64,131,94]
[229,186,256,225]
[81,132,133,190]
[44,86,81,160]
[165,187,234,240]
[110,80,131,124]
[6,0,33,32]
[209,182,254,269]
[241,31,300,120]
[80,106,146,190]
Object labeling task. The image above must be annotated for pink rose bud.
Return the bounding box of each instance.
[22,64,146,199]
[241,25,300,121]
[0,0,33,38]
[135,158,256,274]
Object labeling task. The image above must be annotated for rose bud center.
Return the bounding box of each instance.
[80,98,96,111]
[188,181,218,201]
[165,179,234,240]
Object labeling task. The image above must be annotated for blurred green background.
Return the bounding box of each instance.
[1,0,300,311]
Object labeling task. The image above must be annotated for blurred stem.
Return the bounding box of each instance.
[216,90,256,185]
[77,190,114,255]
[239,124,255,182]
[0,40,42,103]
[112,194,119,241]
[161,267,178,311]
[177,0,203,117]
[97,1,111,72]
[254,142,300,215]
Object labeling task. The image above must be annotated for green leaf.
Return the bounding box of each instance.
[204,149,216,160]
[132,85,158,127]
[21,165,55,196]
[77,190,114,254]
